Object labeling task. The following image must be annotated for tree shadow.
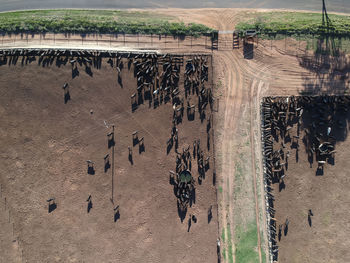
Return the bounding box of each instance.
[298,35,350,95]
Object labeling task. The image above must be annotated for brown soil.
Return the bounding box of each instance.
[0,53,218,262]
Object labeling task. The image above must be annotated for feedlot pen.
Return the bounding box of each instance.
[261,96,350,263]
[0,49,218,263]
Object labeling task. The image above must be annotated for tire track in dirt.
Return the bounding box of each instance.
[249,78,262,263]
[246,52,276,263]
[215,50,236,262]
[233,44,274,263]
[214,48,247,262]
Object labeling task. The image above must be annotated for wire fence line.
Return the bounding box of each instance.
[0,184,24,262]
[0,32,216,51]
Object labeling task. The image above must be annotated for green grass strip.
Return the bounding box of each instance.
[0,9,216,36]
[235,223,259,263]
[227,225,234,263]
[235,11,350,38]
[221,228,226,242]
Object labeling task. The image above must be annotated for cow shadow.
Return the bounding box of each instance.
[88,166,95,175]
[64,91,71,104]
[114,210,120,222]
[48,203,57,213]
[87,201,93,213]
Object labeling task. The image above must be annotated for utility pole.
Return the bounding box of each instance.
[322,0,331,28]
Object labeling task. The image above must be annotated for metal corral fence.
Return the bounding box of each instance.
[3,32,349,56]
[259,34,350,56]
[0,32,218,51]
[260,98,276,263]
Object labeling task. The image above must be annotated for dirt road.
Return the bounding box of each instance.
[1,0,350,13]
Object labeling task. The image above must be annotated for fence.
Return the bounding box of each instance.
[0,32,216,51]
[259,34,350,56]
[0,184,24,261]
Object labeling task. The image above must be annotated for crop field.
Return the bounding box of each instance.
[0,10,215,36]
[0,49,218,262]
[235,11,350,37]
[261,96,350,263]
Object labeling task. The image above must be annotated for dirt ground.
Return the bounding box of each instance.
[1,7,350,263]
[0,52,218,263]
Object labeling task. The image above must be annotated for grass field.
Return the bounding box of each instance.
[235,223,260,263]
[236,11,350,37]
[0,10,215,36]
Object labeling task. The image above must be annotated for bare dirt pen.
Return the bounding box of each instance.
[261,96,350,263]
[0,50,218,262]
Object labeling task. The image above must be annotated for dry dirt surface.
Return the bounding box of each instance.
[0,51,218,263]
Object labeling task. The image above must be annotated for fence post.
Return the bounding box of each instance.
[285,36,286,52]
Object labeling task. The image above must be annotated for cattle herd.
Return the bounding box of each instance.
[126,52,214,221]
[261,95,350,262]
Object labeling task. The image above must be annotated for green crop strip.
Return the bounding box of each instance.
[235,223,259,263]
[0,10,216,36]
[235,11,350,38]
